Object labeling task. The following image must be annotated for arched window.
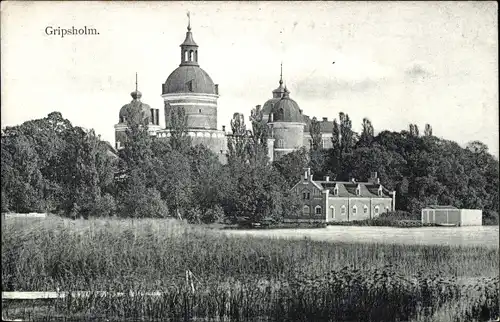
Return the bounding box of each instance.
[333,186,339,196]
[378,186,383,197]
[374,206,380,216]
[330,206,335,219]
[352,205,357,216]
[356,185,361,196]
[315,205,322,215]
[189,50,194,61]
[340,205,346,215]
[363,205,368,214]
[184,51,188,61]
[302,190,310,200]
[303,205,310,215]
[194,50,198,61]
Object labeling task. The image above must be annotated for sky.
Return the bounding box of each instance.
[1,1,498,156]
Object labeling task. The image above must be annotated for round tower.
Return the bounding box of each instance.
[267,87,306,160]
[114,74,159,150]
[157,13,227,163]
[161,13,219,130]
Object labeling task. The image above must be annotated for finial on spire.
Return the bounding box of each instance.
[187,11,191,31]
[279,62,283,85]
[131,72,142,100]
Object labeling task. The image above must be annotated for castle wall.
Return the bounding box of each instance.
[269,122,305,160]
[163,93,219,130]
[156,129,227,163]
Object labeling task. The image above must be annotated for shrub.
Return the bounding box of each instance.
[483,210,499,226]
[202,205,225,224]
[93,193,116,217]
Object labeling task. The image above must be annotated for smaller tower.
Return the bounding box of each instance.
[115,73,160,150]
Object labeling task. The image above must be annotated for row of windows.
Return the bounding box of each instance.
[183,50,198,62]
[303,205,389,215]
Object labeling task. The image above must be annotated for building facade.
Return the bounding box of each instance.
[289,169,396,222]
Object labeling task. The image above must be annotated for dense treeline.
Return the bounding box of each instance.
[1,110,498,224]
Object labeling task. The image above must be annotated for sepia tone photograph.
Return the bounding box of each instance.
[1,1,498,321]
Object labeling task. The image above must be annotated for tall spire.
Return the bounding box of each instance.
[280,62,283,85]
[131,72,142,100]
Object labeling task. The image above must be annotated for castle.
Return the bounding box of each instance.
[114,17,396,220]
[114,17,335,163]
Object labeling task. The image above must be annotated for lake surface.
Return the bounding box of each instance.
[223,226,499,248]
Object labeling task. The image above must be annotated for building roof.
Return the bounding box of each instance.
[181,29,198,47]
[119,92,151,124]
[163,65,216,94]
[303,115,334,133]
[424,205,458,209]
[270,90,304,123]
[313,181,393,198]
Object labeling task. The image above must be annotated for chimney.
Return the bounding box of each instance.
[215,84,219,95]
[303,168,312,181]
[325,176,330,182]
[322,117,328,122]
[369,172,380,184]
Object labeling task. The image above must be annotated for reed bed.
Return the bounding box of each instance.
[2,216,499,321]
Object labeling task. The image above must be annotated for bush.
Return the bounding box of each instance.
[184,206,203,224]
[379,210,419,221]
[483,210,499,226]
[93,193,116,217]
[202,205,225,224]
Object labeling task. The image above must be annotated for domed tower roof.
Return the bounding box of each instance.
[162,12,217,95]
[270,87,304,123]
[119,73,151,124]
[163,66,216,94]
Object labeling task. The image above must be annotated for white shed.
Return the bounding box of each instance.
[421,206,482,226]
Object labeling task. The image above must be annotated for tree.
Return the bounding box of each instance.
[309,117,322,151]
[187,144,231,222]
[273,147,310,187]
[249,105,270,164]
[159,150,192,219]
[424,124,433,137]
[339,112,357,155]
[227,113,251,167]
[358,118,374,147]
[409,124,420,137]
[168,106,191,153]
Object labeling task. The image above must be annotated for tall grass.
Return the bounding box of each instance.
[2,216,499,321]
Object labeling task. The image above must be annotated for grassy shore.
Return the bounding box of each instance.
[2,216,499,321]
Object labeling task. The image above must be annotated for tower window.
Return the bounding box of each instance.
[189,50,194,61]
[184,51,188,61]
[195,50,198,62]
[199,109,202,113]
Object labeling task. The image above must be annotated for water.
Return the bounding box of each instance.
[222,226,499,248]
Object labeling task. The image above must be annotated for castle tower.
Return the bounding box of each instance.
[114,73,160,150]
[267,86,306,160]
[157,13,226,162]
[162,12,220,130]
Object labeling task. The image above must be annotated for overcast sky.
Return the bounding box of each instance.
[1,1,498,156]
